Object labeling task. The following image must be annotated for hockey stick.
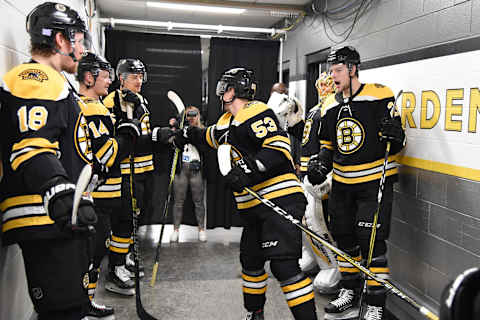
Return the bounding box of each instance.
[217,144,438,320]
[124,105,159,320]
[358,89,403,319]
[150,90,186,287]
[72,164,93,226]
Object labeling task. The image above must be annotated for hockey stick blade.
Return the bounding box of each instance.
[218,144,233,176]
[72,164,92,226]
[167,90,185,115]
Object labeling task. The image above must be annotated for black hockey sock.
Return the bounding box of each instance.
[280,274,317,320]
[242,269,268,311]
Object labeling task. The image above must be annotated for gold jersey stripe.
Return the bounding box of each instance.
[333,167,398,184]
[242,273,268,282]
[282,277,312,293]
[237,186,304,210]
[0,195,42,211]
[109,246,129,254]
[333,155,398,172]
[370,267,390,274]
[339,267,361,273]
[287,292,315,307]
[111,235,131,243]
[320,140,332,146]
[338,255,362,262]
[234,102,269,125]
[243,287,267,295]
[96,139,113,161]
[121,154,153,163]
[92,191,121,198]
[206,126,216,148]
[12,138,59,152]
[263,145,294,165]
[2,216,54,232]
[367,280,382,286]
[12,149,57,171]
[106,139,119,168]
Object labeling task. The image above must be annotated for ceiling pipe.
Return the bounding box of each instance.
[99,18,286,35]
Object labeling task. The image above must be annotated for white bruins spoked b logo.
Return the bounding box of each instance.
[336,117,365,154]
[74,113,93,162]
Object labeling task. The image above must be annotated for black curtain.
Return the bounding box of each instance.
[105,29,202,226]
[205,38,280,228]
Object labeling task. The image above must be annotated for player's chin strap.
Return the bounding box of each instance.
[217,144,439,320]
[55,45,78,62]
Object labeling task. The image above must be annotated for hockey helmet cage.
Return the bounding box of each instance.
[116,59,147,83]
[216,68,257,100]
[26,2,90,49]
[440,267,480,320]
[327,46,361,71]
[315,71,335,99]
[77,52,114,83]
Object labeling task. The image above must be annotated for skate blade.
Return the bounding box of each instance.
[324,308,359,320]
[105,284,135,296]
[85,315,115,320]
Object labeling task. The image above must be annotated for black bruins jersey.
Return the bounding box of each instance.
[77,96,128,208]
[103,90,153,175]
[320,83,403,184]
[201,101,305,213]
[0,63,91,244]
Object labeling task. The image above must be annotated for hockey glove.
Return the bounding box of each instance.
[118,89,141,120]
[43,176,97,233]
[224,157,262,193]
[152,126,174,144]
[379,117,405,145]
[117,118,142,138]
[172,127,189,149]
[307,154,331,185]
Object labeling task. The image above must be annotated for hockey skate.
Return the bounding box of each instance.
[105,265,135,296]
[324,288,359,320]
[125,251,145,278]
[314,267,341,294]
[363,305,383,320]
[244,309,264,320]
[86,300,115,318]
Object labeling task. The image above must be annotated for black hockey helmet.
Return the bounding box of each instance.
[216,67,257,100]
[26,2,90,49]
[327,46,361,71]
[77,52,114,84]
[116,59,147,83]
[440,267,480,320]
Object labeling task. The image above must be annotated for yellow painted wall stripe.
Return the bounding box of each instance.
[398,155,480,182]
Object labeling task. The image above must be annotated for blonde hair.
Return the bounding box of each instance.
[185,106,204,128]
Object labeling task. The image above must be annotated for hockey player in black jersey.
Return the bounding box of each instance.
[0,3,96,319]
[307,47,405,320]
[77,52,143,313]
[103,58,153,283]
[173,68,318,320]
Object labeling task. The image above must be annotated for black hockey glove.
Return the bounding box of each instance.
[224,157,262,193]
[120,89,141,107]
[43,177,97,234]
[171,127,189,149]
[307,154,331,185]
[379,117,405,144]
[151,126,175,144]
[117,118,142,138]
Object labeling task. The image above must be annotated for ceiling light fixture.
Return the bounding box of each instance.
[146,1,246,14]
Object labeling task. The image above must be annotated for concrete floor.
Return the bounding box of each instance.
[92,224,333,320]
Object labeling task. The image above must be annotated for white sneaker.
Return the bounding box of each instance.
[198,230,207,242]
[313,267,341,294]
[170,229,179,242]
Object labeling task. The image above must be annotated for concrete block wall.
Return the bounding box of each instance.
[0,1,101,319]
[284,0,480,318]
